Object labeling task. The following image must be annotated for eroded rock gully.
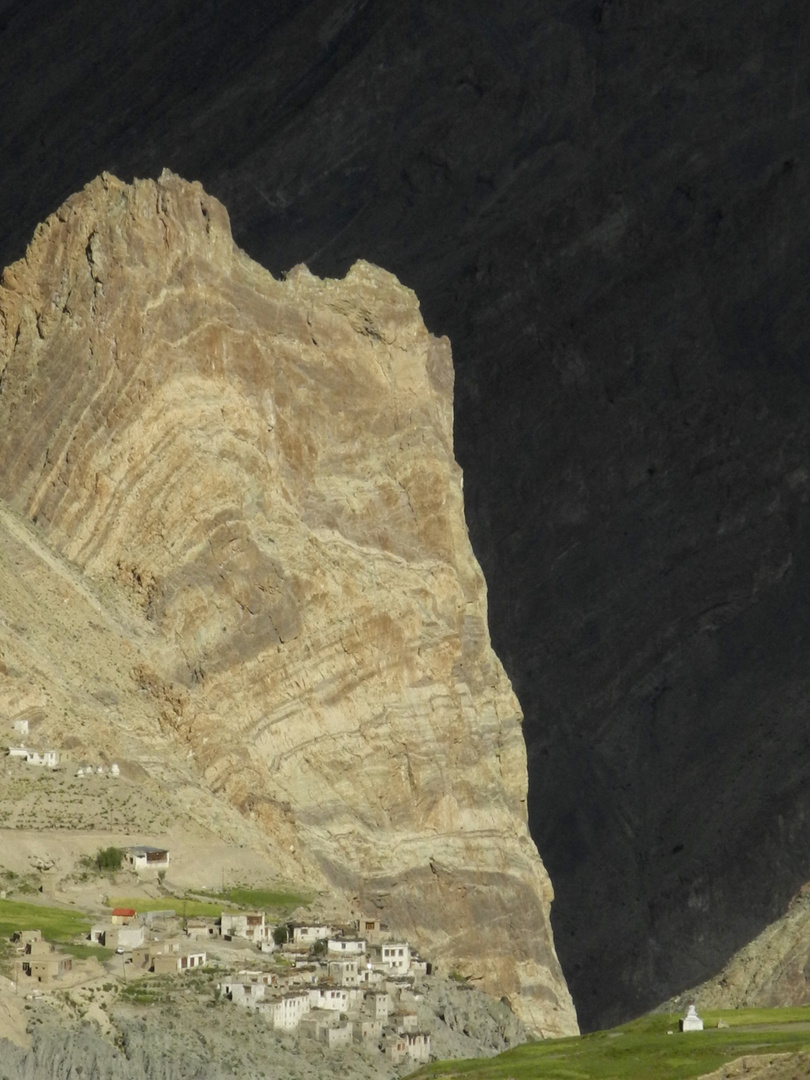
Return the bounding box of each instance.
[0,171,576,1037]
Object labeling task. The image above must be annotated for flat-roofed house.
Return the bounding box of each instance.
[22,940,72,984]
[327,958,359,986]
[291,924,332,947]
[220,912,272,944]
[404,1031,431,1064]
[124,846,170,871]
[151,948,206,974]
[327,937,366,955]
[308,986,348,1012]
[380,942,411,973]
[261,991,311,1031]
[220,980,266,1007]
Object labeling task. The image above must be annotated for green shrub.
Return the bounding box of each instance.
[94,846,125,872]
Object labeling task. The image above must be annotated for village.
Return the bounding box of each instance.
[2,728,437,1069]
[9,897,434,1068]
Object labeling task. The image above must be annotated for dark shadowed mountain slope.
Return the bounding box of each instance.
[2,0,810,1029]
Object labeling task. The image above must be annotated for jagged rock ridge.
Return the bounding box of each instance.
[0,171,576,1037]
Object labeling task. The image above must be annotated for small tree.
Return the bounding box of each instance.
[272,924,288,947]
[94,847,124,872]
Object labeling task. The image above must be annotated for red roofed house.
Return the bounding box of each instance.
[111,908,137,925]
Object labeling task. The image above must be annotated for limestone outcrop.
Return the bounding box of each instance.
[0,172,576,1036]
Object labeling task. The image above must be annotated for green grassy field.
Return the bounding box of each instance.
[107,888,307,918]
[107,896,225,917]
[214,886,307,911]
[0,897,91,941]
[414,1010,810,1080]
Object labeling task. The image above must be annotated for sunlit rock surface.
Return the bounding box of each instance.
[0,171,576,1036]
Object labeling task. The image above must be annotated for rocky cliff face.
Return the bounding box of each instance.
[6,0,809,1029]
[0,171,576,1037]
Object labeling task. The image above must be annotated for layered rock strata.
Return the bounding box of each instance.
[0,171,576,1036]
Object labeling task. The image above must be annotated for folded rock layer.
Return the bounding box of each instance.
[0,171,576,1036]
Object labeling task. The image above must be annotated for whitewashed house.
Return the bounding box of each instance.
[6,746,58,767]
[220,980,266,1008]
[327,937,366,955]
[309,986,348,1012]
[262,992,311,1031]
[381,943,411,973]
[27,750,59,767]
[90,923,145,950]
[124,846,170,871]
[292,924,332,947]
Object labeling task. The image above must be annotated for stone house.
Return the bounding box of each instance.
[354,1017,383,1042]
[381,1032,409,1066]
[410,955,429,977]
[327,958,358,986]
[22,939,72,984]
[220,911,272,944]
[396,1011,418,1032]
[322,1020,353,1048]
[356,915,385,945]
[404,1031,431,1064]
[381,1029,430,1066]
[363,990,391,1021]
[261,991,311,1031]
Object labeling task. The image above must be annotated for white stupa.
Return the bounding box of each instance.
[682,1004,704,1032]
